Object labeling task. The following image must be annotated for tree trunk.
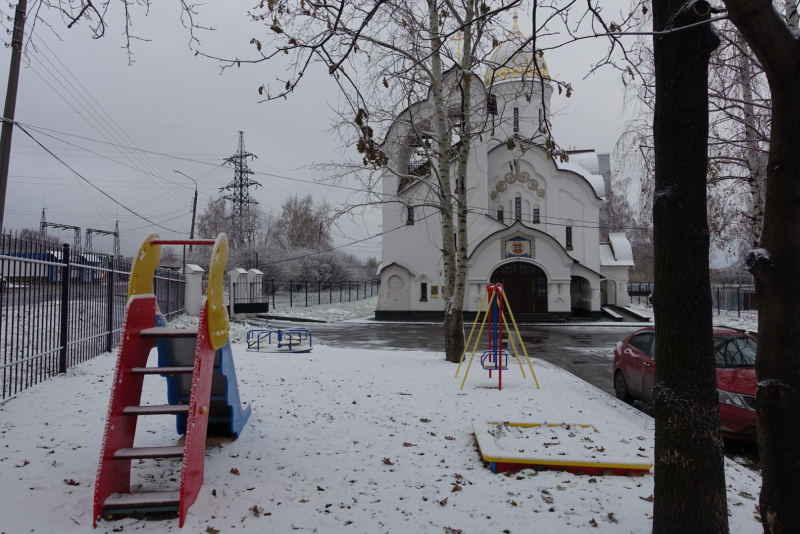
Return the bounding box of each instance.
[737,31,765,240]
[427,0,462,363]
[651,1,728,532]
[721,0,800,530]
[444,1,476,364]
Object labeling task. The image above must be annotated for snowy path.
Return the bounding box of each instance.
[0,344,762,533]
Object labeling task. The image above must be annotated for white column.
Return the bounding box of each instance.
[183,264,205,317]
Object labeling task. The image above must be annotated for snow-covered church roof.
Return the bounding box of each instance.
[555,159,606,199]
[599,233,635,267]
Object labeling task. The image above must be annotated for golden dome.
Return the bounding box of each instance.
[485,12,550,85]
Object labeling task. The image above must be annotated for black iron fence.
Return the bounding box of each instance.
[1,232,185,400]
[205,277,381,313]
[627,282,758,320]
[627,282,654,304]
[265,279,380,311]
[711,285,757,320]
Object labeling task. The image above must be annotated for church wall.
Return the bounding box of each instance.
[465,228,572,315]
[488,81,553,142]
[600,265,632,307]
[376,264,411,312]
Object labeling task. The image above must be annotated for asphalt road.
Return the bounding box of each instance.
[257,318,760,471]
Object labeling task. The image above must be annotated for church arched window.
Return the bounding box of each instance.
[513,107,520,132]
[515,197,522,221]
[533,206,540,223]
[497,206,504,223]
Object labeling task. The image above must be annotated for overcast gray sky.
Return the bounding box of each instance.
[0,0,637,258]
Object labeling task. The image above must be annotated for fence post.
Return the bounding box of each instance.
[318,281,321,305]
[340,281,342,302]
[305,281,308,307]
[717,287,720,315]
[737,286,740,318]
[290,279,293,307]
[58,243,70,374]
[329,281,332,304]
[106,256,114,353]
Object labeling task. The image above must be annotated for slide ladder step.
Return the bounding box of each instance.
[131,366,194,375]
[114,446,184,460]
[123,404,190,416]
[140,327,198,339]
[103,490,181,511]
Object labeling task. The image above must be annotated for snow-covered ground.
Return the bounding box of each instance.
[254,296,378,323]
[627,301,758,333]
[0,343,762,533]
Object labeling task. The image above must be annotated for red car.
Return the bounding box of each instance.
[612,327,757,440]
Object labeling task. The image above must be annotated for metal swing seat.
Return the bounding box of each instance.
[480,350,509,371]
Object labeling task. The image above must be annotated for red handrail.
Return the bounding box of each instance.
[150,239,216,246]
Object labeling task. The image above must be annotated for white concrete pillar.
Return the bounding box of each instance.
[183,264,205,317]
[228,268,248,319]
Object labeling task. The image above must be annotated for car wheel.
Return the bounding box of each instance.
[614,371,633,404]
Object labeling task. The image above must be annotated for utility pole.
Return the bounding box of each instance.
[173,169,198,252]
[0,0,28,229]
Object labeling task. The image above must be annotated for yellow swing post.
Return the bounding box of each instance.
[503,296,540,389]
[501,311,527,378]
[455,290,489,377]
[459,293,496,390]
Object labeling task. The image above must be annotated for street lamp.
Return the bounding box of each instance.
[173,169,198,252]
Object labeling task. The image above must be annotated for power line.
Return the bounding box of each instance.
[14,124,182,233]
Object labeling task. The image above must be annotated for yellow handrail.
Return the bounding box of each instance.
[502,311,527,378]
[503,295,539,389]
[459,293,496,390]
[455,289,488,377]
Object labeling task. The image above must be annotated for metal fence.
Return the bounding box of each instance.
[265,279,380,311]
[1,232,185,400]
[206,277,381,312]
[627,282,654,305]
[711,285,758,320]
[627,282,758,320]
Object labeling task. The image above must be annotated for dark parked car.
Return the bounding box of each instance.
[613,327,757,440]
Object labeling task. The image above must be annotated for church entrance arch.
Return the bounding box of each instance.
[490,262,548,313]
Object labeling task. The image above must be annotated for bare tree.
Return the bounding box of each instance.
[273,194,333,250]
[720,0,800,531]
[650,1,727,532]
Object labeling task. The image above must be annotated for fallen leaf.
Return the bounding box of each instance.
[212,489,217,497]
[299,499,309,503]
[588,478,598,483]
[382,458,394,465]
[739,491,756,500]
[640,494,654,502]
[542,495,554,504]
[64,479,79,486]
[509,500,518,506]
[230,468,240,476]
[607,512,619,524]
[451,485,462,492]
[557,485,566,491]
[420,418,431,423]
[317,486,325,491]
[445,436,455,440]
[590,518,598,527]
[206,528,220,534]
[439,497,449,506]
[251,505,263,517]
[403,442,416,447]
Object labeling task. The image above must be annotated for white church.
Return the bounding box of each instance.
[375,16,634,321]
